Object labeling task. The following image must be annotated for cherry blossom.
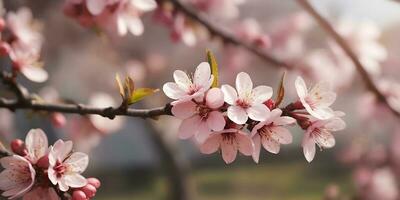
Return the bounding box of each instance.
[172,88,225,143]
[163,62,214,105]
[0,155,36,199]
[302,112,346,162]
[251,109,296,163]
[221,72,272,124]
[24,129,49,164]
[48,140,89,192]
[295,76,336,120]
[200,121,254,164]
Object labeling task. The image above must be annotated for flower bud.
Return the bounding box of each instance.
[0,42,10,57]
[253,35,271,49]
[36,155,50,169]
[81,184,97,198]
[0,18,6,32]
[72,190,87,200]
[51,113,67,128]
[11,139,27,156]
[87,178,101,188]
[264,99,275,110]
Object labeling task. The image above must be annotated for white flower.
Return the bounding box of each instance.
[302,112,346,162]
[163,62,214,105]
[48,140,89,192]
[24,129,49,164]
[295,76,336,120]
[221,72,272,124]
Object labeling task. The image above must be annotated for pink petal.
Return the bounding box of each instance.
[21,66,48,83]
[163,82,186,100]
[206,111,225,132]
[193,62,211,88]
[86,0,106,15]
[308,106,335,120]
[25,129,48,163]
[252,86,273,104]
[206,88,224,109]
[178,116,201,140]
[236,72,253,98]
[236,133,254,156]
[324,117,346,132]
[270,127,293,144]
[295,76,308,99]
[317,92,337,107]
[63,174,87,188]
[200,134,221,154]
[64,152,89,173]
[171,101,197,119]
[173,70,191,91]
[302,134,316,163]
[195,122,212,143]
[261,136,280,154]
[314,129,335,148]
[274,116,296,126]
[227,105,248,124]
[221,138,237,164]
[51,140,73,162]
[117,15,128,36]
[221,84,238,105]
[247,104,269,121]
[126,16,144,36]
[252,134,261,163]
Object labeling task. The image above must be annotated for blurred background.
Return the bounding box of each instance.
[1,0,400,199]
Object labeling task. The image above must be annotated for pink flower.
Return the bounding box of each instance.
[189,0,245,20]
[221,72,272,124]
[24,129,49,164]
[0,155,36,199]
[170,13,197,46]
[200,125,254,164]
[295,76,336,120]
[302,112,346,162]
[22,186,60,200]
[251,109,296,163]
[48,140,89,192]
[163,62,214,105]
[172,88,225,143]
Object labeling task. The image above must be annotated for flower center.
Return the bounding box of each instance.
[188,84,200,95]
[221,132,236,144]
[236,99,250,109]
[258,123,274,138]
[54,160,67,178]
[197,104,211,119]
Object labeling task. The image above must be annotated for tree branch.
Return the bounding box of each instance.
[296,0,400,118]
[163,0,293,70]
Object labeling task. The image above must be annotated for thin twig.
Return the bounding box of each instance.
[163,0,293,70]
[296,0,400,118]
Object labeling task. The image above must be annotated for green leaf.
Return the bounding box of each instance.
[275,71,286,107]
[128,88,160,104]
[207,49,219,88]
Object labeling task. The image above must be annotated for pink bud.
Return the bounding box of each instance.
[87,178,101,188]
[11,139,27,156]
[0,18,5,32]
[81,184,97,198]
[36,155,49,169]
[51,113,67,128]
[254,35,271,49]
[0,42,10,56]
[72,190,87,200]
[264,99,275,110]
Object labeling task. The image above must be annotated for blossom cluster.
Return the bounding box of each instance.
[0,6,47,82]
[0,129,100,200]
[163,62,346,164]
[63,0,157,36]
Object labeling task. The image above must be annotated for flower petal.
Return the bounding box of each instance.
[247,104,269,121]
[236,72,253,98]
[25,129,48,163]
[252,86,273,104]
[86,0,106,15]
[236,133,254,156]
[65,152,89,173]
[314,129,336,148]
[171,101,197,119]
[324,117,346,132]
[270,127,293,144]
[295,76,308,99]
[221,138,238,164]
[178,115,201,140]
[261,136,280,154]
[131,0,157,11]
[200,134,221,154]
[63,174,87,188]
[308,106,335,120]
[274,116,296,126]
[221,84,238,105]
[173,70,191,91]
[193,62,211,88]
[51,140,73,162]
[206,88,224,109]
[21,66,48,83]
[252,134,262,163]
[227,105,248,124]
[163,82,186,100]
[206,111,225,132]
[195,122,212,144]
[126,16,144,36]
[302,134,316,163]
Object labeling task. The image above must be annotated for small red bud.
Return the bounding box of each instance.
[0,18,6,32]
[264,99,275,110]
[51,113,67,128]
[254,35,271,49]
[87,178,101,188]
[11,139,27,156]
[72,190,87,200]
[0,42,10,56]
[81,184,97,198]
[36,155,50,169]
